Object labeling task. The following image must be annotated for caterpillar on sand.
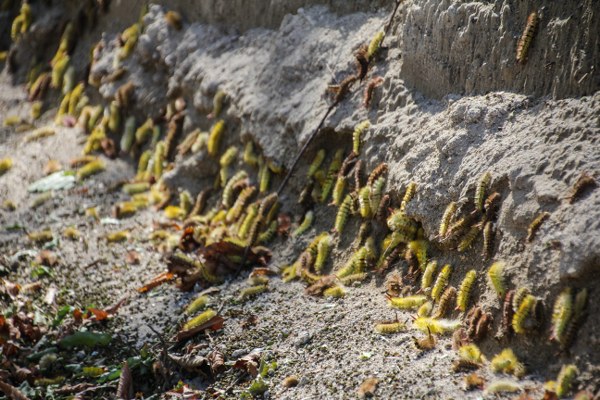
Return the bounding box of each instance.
[432,286,457,319]
[374,320,405,335]
[182,309,217,331]
[314,234,332,273]
[516,11,539,64]
[413,317,461,335]
[388,295,427,310]
[238,285,268,301]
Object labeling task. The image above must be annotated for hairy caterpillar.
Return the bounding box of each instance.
[222,170,248,207]
[367,31,384,60]
[247,193,278,246]
[243,141,259,167]
[433,286,457,318]
[10,2,31,40]
[226,186,255,222]
[487,261,506,298]
[62,66,75,95]
[331,153,357,205]
[219,146,238,168]
[374,321,405,335]
[106,230,130,243]
[354,221,370,249]
[165,10,183,30]
[475,172,492,212]
[568,172,597,204]
[237,204,258,240]
[400,182,417,212]
[484,380,522,395]
[550,288,573,344]
[417,301,433,317]
[376,193,390,222]
[512,287,531,313]
[491,348,525,378]
[320,149,344,202]
[135,118,154,145]
[353,120,370,154]
[105,101,120,134]
[494,289,515,339]
[431,264,452,301]
[458,344,484,364]
[512,294,537,335]
[368,177,386,213]
[63,226,81,240]
[293,210,314,237]
[484,192,501,221]
[421,260,438,291]
[153,141,166,179]
[465,306,483,340]
[561,288,588,351]
[29,72,51,102]
[456,270,476,312]
[189,131,209,153]
[353,159,363,193]
[334,194,353,234]
[482,221,495,259]
[526,211,550,242]
[323,285,346,298]
[367,163,388,187]
[414,317,461,335]
[209,90,226,119]
[457,224,482,252]
[443,214,476,245]
[358,186,372,218]
[122,182,150,196]
[386,210,417,237]
[555,364,578,398]
[207,120,225,156]
[185,295,209,315]
[388,295,427,310]
[377,243,401,273]
[364,76,384,108]
[330,74,358,104]
[238,285,267,301]
[340,272,368,285]
[314,234,332,273]
[179,191,193,216]
[516,12,539,64]
[407,240,427,270]
[336,247,368,278]
[27,229,54,243]
[474,311,493,342]
[182,309,217,331]
[51,55,70,90]
[308,149,326,178]
[313,169,326,186]
[117,23,141,61]
[306,232,329,257]
[77,159,105,180]
[259,160,271,193]
[164,205,185,220]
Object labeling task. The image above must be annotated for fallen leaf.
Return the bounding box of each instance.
[0,379,31,400]
[207,350,225,375]
[249,267,278,277]
[175,315,224,342]
[232,351,261,377]
[73,308,83,322]
[137,271,175,293]
[116,361,132,400]
[168,352,208,373]
[87,308,108,321]
[105,297,128,315]
[358,377,379,398]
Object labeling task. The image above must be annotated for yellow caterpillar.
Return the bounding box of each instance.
[259,159,271,193]
[185,295,209,315]
[353,120,370,154]
[475,172,492,212]
[153,142,166,179]
[367,31,384,60]
[238,204,258,239]
[107,101,120,133]
[388,295,427,310]
[308,149,326,178]
[207,120,225,156]
[432,286,456,318]
[407,240,427,270]
[516,12,539,64]
[135,118,154,145]
[555,364,578,398]
[334,194,353,234]
[77,159,105,180]
[386,210,417,237]
[400,182,417,212]
[323,286,346,298]
[122,182,150,196]
[191,131,209,153]
[258,220,277,244]
[28,229,54,243]
[0,158,13,175]
[431,264,452,301]
[238,285,268,301]
[221,170,248,207]
[336,247,368,278]
[243,141,259,167]
[246,193,278,247]
[374,321,405,335]
[457,225,481,252]
[482,221,494,259]
[491,348,526,378]
[487,261,506,298]
[117,23,141,61]
[219,146,238,168]
[369,176,385,212]
[226,186,256,222]
[413,317,461,335]
[526,211,550,242]
[106,230,129,243]
[358,186,371,218]
[512,294,536,335]
[417,301,433,317]
[182,309,217,331]
[314,234,332,273]
[512,287,531,313]
[51,55,70,89]
[550,288,573,344]
[293,210,314,237]
[11,2,31,40]
[210,90,226,118]
[321,149,344,203]
[458,344,484,364]
[484,380,522,395]
[421,260,438,291]
[456,270,476,312]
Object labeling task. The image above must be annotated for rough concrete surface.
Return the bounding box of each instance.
[1,0,599,399]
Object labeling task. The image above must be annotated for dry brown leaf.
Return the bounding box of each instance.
[87,308,109,321]
[36,250,58,266]
[105,297,128,315]
[249,268,277,277]
[0,379,31,400]
[207,350,225,375]
[137,272,175,293]
[168,352,208,373]
[232,351,261,377]
[305,275,337,296]
[175,315,225,342]
[357,377,379,398]
[116,360,132,400]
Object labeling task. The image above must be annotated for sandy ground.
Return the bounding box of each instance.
[1,1,599,399]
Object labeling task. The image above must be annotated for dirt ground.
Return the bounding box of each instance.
[1,1,599,399]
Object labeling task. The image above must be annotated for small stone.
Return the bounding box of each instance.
[294,331,311,347]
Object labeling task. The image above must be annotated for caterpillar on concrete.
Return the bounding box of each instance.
[526,211,550,242]
[314,234,332,273]
[292,210,314,237]
[457,224,482,252]
[431,264,452,301]
[512,287,531,313]
[550,288,573,344]
[555,364,578,398]
[407,240,427,270]
[226,186,255,222]
[432,286,457,319]
[222,170,248,207]
[421,260,438,292]
[367,162,388,187]
[363,76,384,109]
[484,192,501,221]
[516,12,539,64]
[512,294,536,335]
[358,186,371,218]
[487,261,506,298]
[367,31,385,61]
[482,221,495,259]
[475,172,492,212]
[259,159,271,193]
[320,149,344,203]
[243,141,259,167]
[334,194,353,234]
[369,177,385,215]
[207,120,225,156]
[308,149,326,178]
[400,181,417,212]
[353,120,370,155]
[568,172,597,204]
[165,10,183,30]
